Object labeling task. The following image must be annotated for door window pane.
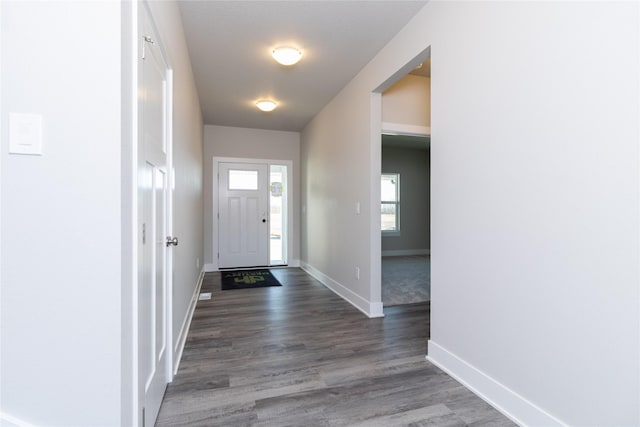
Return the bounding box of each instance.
[229,170,258,190]
[270,165,287,264]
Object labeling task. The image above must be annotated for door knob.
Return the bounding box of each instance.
[166,236,179,247]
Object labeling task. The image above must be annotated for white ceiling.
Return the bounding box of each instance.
[178,1,428,132]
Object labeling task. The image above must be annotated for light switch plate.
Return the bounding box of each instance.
[9,113,43,155]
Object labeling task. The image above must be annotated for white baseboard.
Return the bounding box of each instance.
[300,262,384,318]
[381,249,430,257]
[0,412,35,427]
[427,340,565,427]
[369,301,384,317]
[172,269,205,375]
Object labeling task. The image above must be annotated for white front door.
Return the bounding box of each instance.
[218,162,269,268]
[138,6,170,427]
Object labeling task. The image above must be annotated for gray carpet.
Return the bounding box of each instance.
[382,255,430,306]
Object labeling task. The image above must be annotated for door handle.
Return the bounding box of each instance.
[166,236,179,247]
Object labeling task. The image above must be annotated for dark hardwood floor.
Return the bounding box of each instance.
[156,268,515,426]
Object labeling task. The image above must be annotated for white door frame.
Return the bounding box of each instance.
[212,157,293,271]
[121,1,138,424]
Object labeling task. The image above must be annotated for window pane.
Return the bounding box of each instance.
[381,173,400,232]
[381,203,397,231]
[229,170,258,190]
[270,165,286,264]
[381,174,398,202]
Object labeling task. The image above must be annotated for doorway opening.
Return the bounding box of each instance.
[370,46,430,317]
[380,134,430,307]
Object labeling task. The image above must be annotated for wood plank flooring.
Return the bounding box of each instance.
[156,268,516,427]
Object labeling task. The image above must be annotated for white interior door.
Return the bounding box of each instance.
[138,7,170,427]
[218,162,269,268]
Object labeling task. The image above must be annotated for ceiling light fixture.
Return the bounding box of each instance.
[256,100,277,112]
[272,46,302,66]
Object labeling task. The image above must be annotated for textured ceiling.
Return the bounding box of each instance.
[178,1,428,131]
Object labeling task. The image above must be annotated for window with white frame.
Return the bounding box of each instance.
[381,173,400,233]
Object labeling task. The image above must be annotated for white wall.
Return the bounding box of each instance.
[203,125,300,267]
[301,1,639,426]
[147,0,204,373]
[0,2,203,426]
[301,82,380,313]
[1,2,122,425]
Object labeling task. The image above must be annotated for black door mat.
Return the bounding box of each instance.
[221,269,282,290]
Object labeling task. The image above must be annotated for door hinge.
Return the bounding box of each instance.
[142,407,145,427]
[217,252,219,259]
[142,35,155,60]
[142,223,146,244]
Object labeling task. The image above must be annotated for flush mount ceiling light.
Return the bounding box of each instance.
[256,100,277,112]
[272,46,302,66]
